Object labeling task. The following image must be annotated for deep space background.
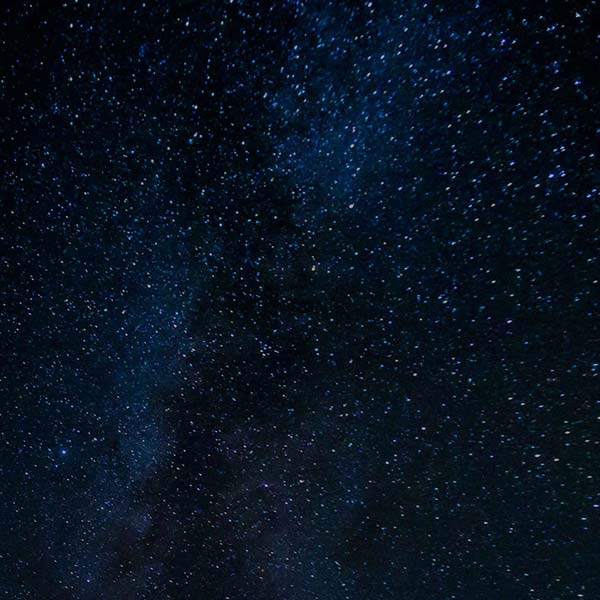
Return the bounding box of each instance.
[1,1,599,599]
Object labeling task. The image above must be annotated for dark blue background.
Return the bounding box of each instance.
[1,1,598,598]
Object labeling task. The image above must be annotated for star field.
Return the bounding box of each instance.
[1,1,598,599]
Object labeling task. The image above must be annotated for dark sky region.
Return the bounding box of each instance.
[1,1,598,599]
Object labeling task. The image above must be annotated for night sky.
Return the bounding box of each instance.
[1,1,599,599]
